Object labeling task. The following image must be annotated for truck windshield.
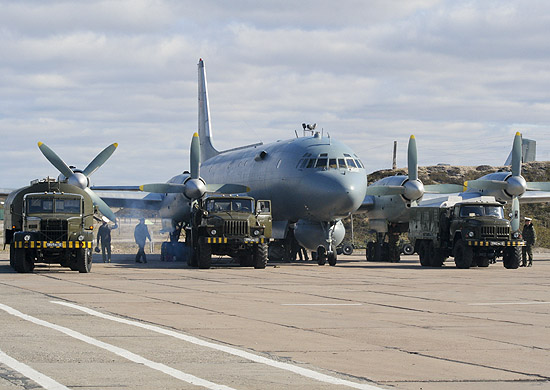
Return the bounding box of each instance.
[460,205,503,218]
[207,199,253,213]
[26,198,81,214]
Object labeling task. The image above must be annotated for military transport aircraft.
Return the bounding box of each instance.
[95,59,368,265]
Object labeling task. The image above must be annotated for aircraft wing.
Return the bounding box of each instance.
[93,190,163,210]
[518,191,550,204]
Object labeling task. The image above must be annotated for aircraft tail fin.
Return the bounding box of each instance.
[198,59,219,161]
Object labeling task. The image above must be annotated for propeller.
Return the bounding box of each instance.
[38,142,118,223]
[139,133,249,198]
[365,135,424,204]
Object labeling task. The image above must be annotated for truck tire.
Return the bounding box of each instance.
[328,251,337,266]
[14,248,34,273]
[253,243,268,269]
[198,242,211,269]
[9,244,15,268]
[418,241,430,267]
[366,242,374,261]
[454,240,473,269]
[475,256,490,267]
[503,247,521,269]
[430,246,446,267]
[77,248,92,273]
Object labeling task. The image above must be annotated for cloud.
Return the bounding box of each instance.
[1,0,550,189]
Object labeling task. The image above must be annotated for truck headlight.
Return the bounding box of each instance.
[467,231,474,238]
[24,235,31,241]
[78,235,84,241]
[513,232,520,239]
[252,229,261,236]
[209,228,217,236]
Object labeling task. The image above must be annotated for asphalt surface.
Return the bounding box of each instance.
[0,251,549,390]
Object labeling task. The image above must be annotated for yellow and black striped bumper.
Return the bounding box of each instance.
[467,241,525,247]
[205,237,267,244]
[14,241,93,249]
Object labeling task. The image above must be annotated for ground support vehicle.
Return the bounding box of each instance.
[4,178,96,273]
[408,196,524,269]
[186,195,272,269]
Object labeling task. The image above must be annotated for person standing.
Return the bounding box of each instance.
[521,217,536,267]
[134,218,151,263]
[97,220,116,263]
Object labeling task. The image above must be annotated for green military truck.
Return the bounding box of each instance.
[4,178,96,273]
[409,196,524,269]
[187,195,272,269]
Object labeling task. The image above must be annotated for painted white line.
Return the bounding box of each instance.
[0,349,70,390]
[52,301,382,390]
[0,303,235,390]
[282,303,363,306]
[469,301,550,306]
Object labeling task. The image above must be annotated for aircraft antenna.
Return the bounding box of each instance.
[392,141,397,170]
[295,130,299,138]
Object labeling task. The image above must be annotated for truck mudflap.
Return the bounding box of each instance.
[204,237,267,244]
[13,241,93,249]
[467,240,525,247]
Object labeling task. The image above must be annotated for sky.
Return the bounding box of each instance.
[2,0,550,189]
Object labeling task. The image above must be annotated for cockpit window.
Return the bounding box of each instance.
[346,158,357,168]
[338,158,346,168]
[354,159,363,169]
[315,158,327,168]
[306,159,316,168]
[329,158,337,169]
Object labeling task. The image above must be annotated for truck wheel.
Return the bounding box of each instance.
[14,248,34,273]
[253,243,268,269]
[77,248,92,273]
[198,242,211,269]
[328,251,337,266]
[503,247,521,269]
[454,240,473,269]
[430,247,446,267]
[366,242,374,261]
[418,241,430,266]
[9,244,15,268]
[475,256,490,267]
[342,244,353,256]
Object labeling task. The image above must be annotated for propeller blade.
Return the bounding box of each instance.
[512,132,522,177]
[37,142,74,179]
[205,183,250,194]
[408,135,418,181]
[527,182,550,191]
[424,184,465,194]
[365,185,405,196]
[84,187,117,223]
[466,179,508,191]
[82,143,118,177]
[511,196,520,232]
[139,183,186,193]
[190,132,201,179]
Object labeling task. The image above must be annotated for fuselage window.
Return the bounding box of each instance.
[315,158,327,168]
[329,158,337,169]
[338,158,346,168]
[346,158,357,168]
[306,159,316,168]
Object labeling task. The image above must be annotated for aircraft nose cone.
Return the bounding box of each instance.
[303,172,366,220]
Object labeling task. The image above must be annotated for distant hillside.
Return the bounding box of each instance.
[348,161,550,249]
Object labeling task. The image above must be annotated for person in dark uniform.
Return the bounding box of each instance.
[96,220,116,263]
[521,217,536,267]
[134,218,151,263]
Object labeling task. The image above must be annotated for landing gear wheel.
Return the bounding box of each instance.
[253,243,268,269]
[342,244,353,256]
[402,243,414,255]
[454,240,473,269]
[198,242,211,269]
[328,251,337,266]
[77,248,92,273]
[317,247,327,266]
